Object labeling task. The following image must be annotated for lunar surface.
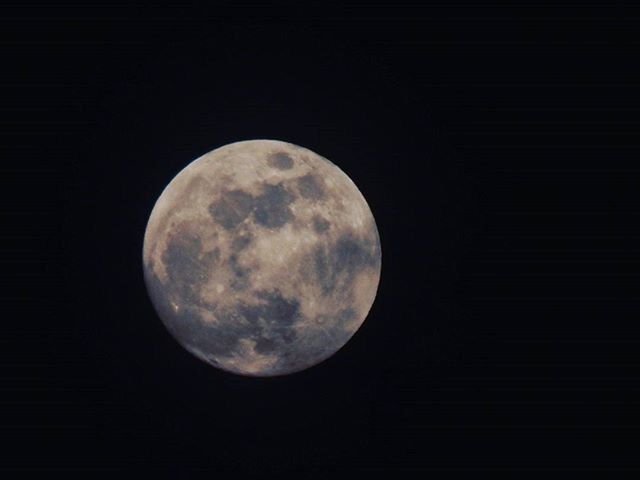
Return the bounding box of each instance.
[143,139,381,376]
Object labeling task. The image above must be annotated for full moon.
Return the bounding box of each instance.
[143,139,381,376]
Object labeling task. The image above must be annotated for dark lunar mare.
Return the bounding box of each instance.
[276,308,358,373]
[209,183,296,231]
[237,290,300,355]
[252,183,295,229]
[208,189,255,230]
[313,231,381,296]
[228,253,252,291]
[267,152,294,170]
[296,173,325,200]
[161,232,219,303]
[145,262,307,365]
[231,232,252,252]
[312,216,331,233]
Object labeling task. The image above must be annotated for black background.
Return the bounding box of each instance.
[7,3,640,474]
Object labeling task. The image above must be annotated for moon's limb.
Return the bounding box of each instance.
[143,139,381,376]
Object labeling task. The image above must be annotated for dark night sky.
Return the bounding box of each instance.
[6,3,640,474]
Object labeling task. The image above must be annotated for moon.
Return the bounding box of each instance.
[143,139,381,376]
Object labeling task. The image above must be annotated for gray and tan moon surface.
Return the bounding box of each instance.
[143,140,381,376]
